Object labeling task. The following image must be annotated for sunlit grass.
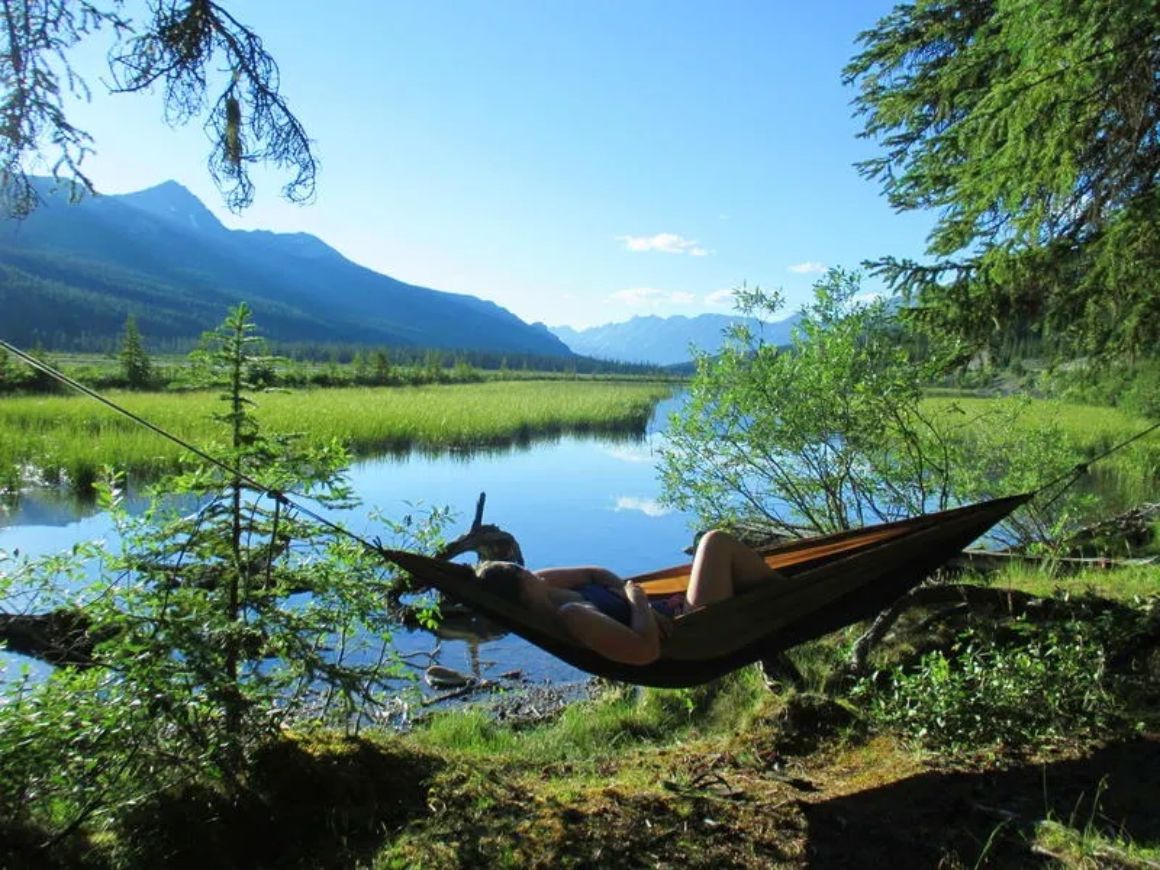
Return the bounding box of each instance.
[922,395,1160,501]
[980,562,1160,602]
[410,670,768,766]
[412,693,673,764]
[0,381,672,491]
[924,396,1155,448]
[1033,816,1160,867]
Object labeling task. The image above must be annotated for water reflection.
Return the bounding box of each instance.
[613,496,673,517]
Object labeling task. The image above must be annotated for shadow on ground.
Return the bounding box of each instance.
[86,737,436,870]
[801,735,1160,867]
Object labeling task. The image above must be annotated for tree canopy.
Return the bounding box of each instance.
[1,0,315,217]
[845,0,1160,357]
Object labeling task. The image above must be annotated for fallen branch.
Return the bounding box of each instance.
[389,492,524,637]
[437,492,524,565]
[0,610,114,666]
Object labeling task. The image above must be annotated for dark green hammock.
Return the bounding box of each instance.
[381,493,1030,688]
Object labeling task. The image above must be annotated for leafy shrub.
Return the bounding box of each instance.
[856,620,1122,752]
[659,268,1096,546]
[659,269,966,536]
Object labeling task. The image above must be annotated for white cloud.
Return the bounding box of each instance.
[704,287,736,308]
[603,445,655,464]
[620,233,710,256]
[610,287,696,308]
[613,496,673,517]
[788,261,827,274]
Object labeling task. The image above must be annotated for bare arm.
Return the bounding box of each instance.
[534,566,624,590]
[556,582,661,666]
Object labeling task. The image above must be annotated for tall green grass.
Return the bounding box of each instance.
[410,670,769,766]
[412,696,670,764]
[921,396,1160,502]
[0,381,672,492]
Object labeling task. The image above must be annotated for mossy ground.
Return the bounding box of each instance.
[17,723,1159,869]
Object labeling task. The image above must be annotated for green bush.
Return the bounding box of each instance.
[856,620,1122,752]
[659,268,1097,547]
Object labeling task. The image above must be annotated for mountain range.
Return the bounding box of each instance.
[549,312,801,366]
[0,179,571,356]
[1,180,807,365]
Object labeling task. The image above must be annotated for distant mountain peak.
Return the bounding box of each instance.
[548,312,801,366]
[117,180,225,235]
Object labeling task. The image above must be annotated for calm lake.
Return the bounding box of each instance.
[0,394,695,688]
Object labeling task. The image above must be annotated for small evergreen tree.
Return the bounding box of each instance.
[372,349,392,385]
[0,304,448,844]
[423,350,443,383]
[118,314,152,388]
[0,347,14,392]
[352,349,369,383]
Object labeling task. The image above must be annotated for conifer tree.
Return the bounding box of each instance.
[118,314,152,388]
[2,0,315,217]
[372,349,392,385]
[845,0,1160,357]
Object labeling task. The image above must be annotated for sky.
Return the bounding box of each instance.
[53,1,936,330]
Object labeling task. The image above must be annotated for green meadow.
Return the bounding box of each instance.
[921,395,1159,502]
[0,380,673,492]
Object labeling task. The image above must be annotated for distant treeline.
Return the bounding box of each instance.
[0,342,678,395]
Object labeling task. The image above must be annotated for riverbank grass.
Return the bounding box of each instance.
[921,395,1159,501]
[0,380,672,492]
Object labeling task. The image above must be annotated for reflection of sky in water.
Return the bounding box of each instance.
[344,433,691,574]
[601,444,656,464]
[1,396,696,687]
[613,496,673,518]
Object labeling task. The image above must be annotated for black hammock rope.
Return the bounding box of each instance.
[2,336,1157,563]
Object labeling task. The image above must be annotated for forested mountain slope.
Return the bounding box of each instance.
[0,180,572,356]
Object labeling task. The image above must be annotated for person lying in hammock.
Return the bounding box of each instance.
[477,530,783,666]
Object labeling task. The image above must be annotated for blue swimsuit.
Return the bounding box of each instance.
[577,583,685,626]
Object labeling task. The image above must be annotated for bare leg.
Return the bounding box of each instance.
[686,530,781,608]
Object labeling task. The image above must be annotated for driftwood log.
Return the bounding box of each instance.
[0,610,113,667]
[436,492,524,566]
[1063,502,1160,555]
[389,492,521,640]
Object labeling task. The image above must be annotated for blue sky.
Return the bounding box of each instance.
[58,1,935,329]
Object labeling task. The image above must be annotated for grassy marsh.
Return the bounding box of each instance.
[0,380,673,492]
[922,395,1160,502]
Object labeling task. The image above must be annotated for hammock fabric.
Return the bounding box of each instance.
[380,493,1031,688]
